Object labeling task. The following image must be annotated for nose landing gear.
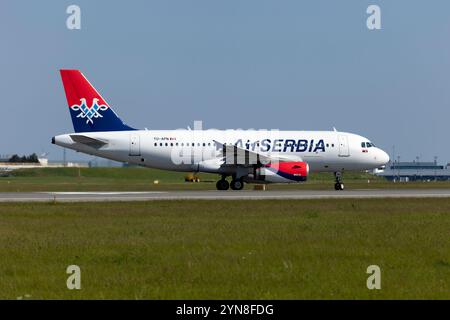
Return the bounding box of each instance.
[334,172,344,190]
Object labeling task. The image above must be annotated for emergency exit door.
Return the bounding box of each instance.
[129,134,141,156]
[338,134,350,157]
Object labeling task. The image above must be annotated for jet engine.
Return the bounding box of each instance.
[247,161,309,183]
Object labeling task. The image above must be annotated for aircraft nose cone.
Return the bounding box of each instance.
[379,149,390,165]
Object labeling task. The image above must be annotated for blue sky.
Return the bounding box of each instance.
[2,0,450,162]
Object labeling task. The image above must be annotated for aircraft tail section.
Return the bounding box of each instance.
[60,70,135,133]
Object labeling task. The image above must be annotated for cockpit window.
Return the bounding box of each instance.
[366,142,375,148]
[361,142,366,148]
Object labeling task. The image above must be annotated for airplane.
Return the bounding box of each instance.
[52,70,390,191]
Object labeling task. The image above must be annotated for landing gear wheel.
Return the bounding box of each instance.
[216,179,229,191]
[230,179,244,191]
[334,172,344,191]
[334,183,344,190]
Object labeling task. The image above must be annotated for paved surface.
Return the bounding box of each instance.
[0,189,450,202]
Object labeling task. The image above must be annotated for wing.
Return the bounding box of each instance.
[213,140,303,167]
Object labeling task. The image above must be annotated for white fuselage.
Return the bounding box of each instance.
[53,129,390,176]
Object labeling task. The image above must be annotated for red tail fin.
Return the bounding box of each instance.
[60,70,135,132]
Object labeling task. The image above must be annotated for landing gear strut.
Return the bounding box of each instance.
[334,172,344,191]
[216,177,230,190]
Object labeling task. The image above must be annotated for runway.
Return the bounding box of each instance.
[0,189,450,202]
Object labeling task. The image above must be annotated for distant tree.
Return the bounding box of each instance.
[8,153,40,163]
[8,154,20,163]
[28,153,39,163]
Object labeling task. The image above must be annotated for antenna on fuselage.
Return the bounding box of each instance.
[333,127,338,132]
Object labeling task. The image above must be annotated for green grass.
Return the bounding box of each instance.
[0,167,217,192]
[0,199,449,299]
[1,167,449,192]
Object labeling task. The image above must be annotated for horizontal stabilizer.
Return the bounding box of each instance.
[70,135,108,148]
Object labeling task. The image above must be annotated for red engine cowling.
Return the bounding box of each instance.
[252,161,309,183]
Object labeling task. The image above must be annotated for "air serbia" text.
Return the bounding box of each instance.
[234,139,326,153]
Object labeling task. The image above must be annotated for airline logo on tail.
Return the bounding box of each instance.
[70,98,109,124]
[60,69,135,133]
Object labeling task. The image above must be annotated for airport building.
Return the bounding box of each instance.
[375,160,450,181]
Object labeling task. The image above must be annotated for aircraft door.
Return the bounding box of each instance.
[338,134,350,157]
[129,134,141,156]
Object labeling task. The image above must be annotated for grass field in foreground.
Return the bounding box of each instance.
[1,167,450,191]
[0,198,449,299]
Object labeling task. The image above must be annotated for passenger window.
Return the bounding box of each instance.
[154,143,157,147]
[160,143,162,146]
[203,143,206,147]
[170,143,173,146]
[165,143,168,146]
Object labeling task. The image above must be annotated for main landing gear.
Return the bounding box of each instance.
[334,171,344,191]
[230,178,244,191]
[216,178,229,190]
[216,176,244,191]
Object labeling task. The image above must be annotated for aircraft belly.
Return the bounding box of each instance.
[303,155,323,172]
